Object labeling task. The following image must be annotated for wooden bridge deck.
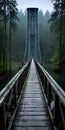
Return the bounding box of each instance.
[12,60,53,130]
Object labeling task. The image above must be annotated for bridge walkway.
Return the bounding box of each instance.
[12,60,53,130]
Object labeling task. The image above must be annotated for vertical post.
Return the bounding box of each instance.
[13,84,17,107]
[47,82,51,106]
[3,0,7,72]
[0,104,6,130]
[18,79,21,97]
[44,76,47,95]
[9,2,12,73]
[44,76,45,90]
[53,94,59,127]
[59,1,63,70]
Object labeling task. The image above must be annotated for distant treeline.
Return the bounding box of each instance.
[49,0,65,72]
[0,0,65,74]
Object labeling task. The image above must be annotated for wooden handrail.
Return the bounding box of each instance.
[35,61,65,130]
[36,62,65,106]
[0,63,30,106]
[0,62,31,130]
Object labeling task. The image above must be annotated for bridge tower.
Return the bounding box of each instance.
[24,8,41,62]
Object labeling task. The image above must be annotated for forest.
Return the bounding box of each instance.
[0,0,65,89]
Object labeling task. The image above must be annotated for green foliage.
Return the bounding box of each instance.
[0,0,65,75]
[0,0,18,73]
[51,48,59,68]
[50,0,65,71]
[38,10,56,63]
[11,10,26,61]
[45,63,65,90]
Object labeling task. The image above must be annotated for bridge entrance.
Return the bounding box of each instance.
[24,8,41,62]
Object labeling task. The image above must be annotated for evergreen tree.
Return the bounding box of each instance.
[0,0,18,73]
[7,0,18,72]
[50,0,65,71]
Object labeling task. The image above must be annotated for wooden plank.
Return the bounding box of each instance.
[21,100,45,106]
[12,60,52,130]
[12,127,52,130]
[14,120,51,127]
[23,94,43,98]
[18,106,47,112]
[16,111,48,116]
[15,115,50,120]
[20,104,47,108]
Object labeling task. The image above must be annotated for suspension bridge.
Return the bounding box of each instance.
[0,8,65,130]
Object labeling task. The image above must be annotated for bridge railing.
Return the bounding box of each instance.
[35,61,65,130]
[0,62,30,130]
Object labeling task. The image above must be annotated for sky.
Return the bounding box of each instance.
[17,0,53,13]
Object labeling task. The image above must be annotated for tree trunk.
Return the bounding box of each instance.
[3,0,7,72]
[59,9,62,71]
[9,11,11,73]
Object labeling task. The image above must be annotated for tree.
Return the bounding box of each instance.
[8,0,18,72]
[0,0,7,71]
[0,0,18,73]
[50,0,65,71]
[38,10,56,63]
[11,10,26,62]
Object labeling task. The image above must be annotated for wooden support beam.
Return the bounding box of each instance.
[53,94,59,127]
[47,83,51,107]
[0,104,6,130]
